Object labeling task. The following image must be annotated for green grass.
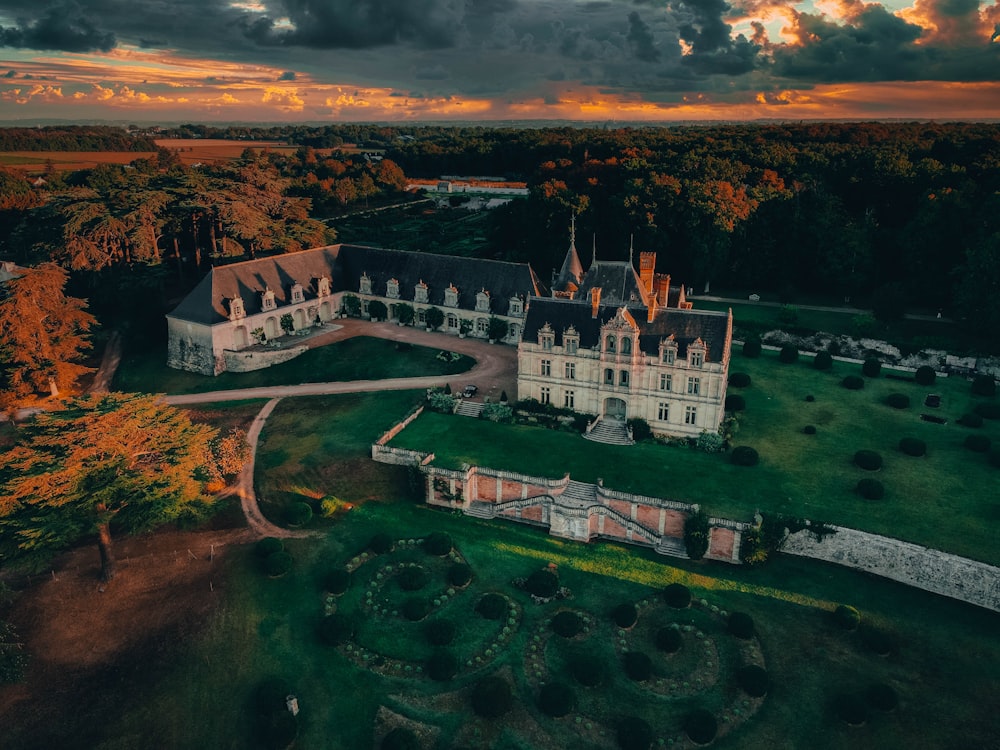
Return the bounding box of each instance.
[392,349,1000,564]
[112,336,473,395]
[81,501,1000,750]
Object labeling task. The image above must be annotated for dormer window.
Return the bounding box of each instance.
[316,276,331,297]
[621,337,633,355]
[359,273,372,295]
[444,284,459,308]
[290,283,304,304]
[229,296,245,320]
[689,338,706,368]
[414,280,428,304]
[261,288,276,312]
[539,322,554,351]
[509,297,523,316]
[564,325,579,355]
[476,290,490,313]
[661,337,677,364]
[386,278,400,299]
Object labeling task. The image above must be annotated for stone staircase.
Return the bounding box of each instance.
[455,400,484,418]
[560,479,598,505]
[584,418,633,446]
[466,501,496,518]
[655,535,690,559]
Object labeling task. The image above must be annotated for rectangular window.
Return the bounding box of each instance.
[620,370,629,387]
[565,362,575,379]
[659,373,672,391]
[566,339,578,354]
[447,316,459,329]
[542,336,554,351]
[540,387,550,405]
[564,390,575,409]
[541,359,551,376]
[658,402,669,421]
[687,377,700,395]
[685,406,697,425]
[604,369,614,385]
[691,351,704,367]
[663,349,675,364]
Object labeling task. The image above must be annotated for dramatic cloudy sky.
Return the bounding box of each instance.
[1,0,999,121]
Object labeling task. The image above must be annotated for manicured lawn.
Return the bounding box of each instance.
[392,349,1000,564]
[90,501,1000,750]
[112,336,473,395]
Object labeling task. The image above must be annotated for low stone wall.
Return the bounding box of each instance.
[370,444,433,466]
[375,406,425,446]
[223,345,308,372]
[782,525,1000,612]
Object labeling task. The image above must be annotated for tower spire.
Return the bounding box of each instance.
[592,234,597,267]
[629,234,634,264]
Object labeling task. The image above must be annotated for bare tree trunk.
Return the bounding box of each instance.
[174,237,183,283]
[96,517,116,582]
[48,377,59,398]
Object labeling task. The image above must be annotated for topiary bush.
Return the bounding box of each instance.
[264,551,293,577]
[867,683,899,712]
[729,372,751,387]
[255,677,292,715]
[471,676,513,718]
[914,365,936,386]
[971,374,997,397]
[683,511,709,560]
[550,611,584,638]
[319,613,354,645]
[264,711,298,750]
[885,393,910,409]
[447,563,472,588]
[742,338,762,358]
[397,565,429,591]
[974,402,1000,420]
[368,533,394,553]
[728,612,755,639]
[423,531,453,556]
[537,682,576,718]
[842,375,865,390]
[325,569,351,595]
[805,394,815,402]
[833,604,861,631]
[725,394,746,412]
[834,692,868,726]
[526,569,559,598]
[402,597,431,621]
[655,627,683,653]
[779,345,799,363]
[854,449,883,471]
[569,653,606,687]
[285,501,313,527]
[684,708,718,745]
[475,593,507,620]
[424,619,457,646]
[425,650,458,681]
[255,537,283,558]
[958,412,984,428]
[612,603,638,628]
[898,437,927,457]
[813,351,833,370]
[731,445,760,466]
[736,665,770,697]
[381,727,420,750]
[964,435,992,453]
[862,358,882,377]
[861,626,895,656]
[623,651,652,682]
[617,716,653,750]
[855,478,885,500]
[663,583,691,609]
[803,425,817,435]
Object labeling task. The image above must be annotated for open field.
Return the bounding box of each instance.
[391,348,1000,564]
[332,203,494,257]
[154,139,307,165]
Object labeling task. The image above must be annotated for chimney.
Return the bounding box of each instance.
[639,252,656,294]
[647,293,657,322]
[590,287,601,318]
[656,274,671,304]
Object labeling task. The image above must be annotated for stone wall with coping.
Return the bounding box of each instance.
[223,345,308,372]
[374,406,426,446]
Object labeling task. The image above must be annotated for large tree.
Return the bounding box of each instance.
[0,393,217,581]
[0,263,96,400]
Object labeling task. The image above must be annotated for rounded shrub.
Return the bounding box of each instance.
[742,338,762,358]
[424,618,457,646]
[684,708,718,745]
[569,653,606,687]
[728,611,755,639]
[885,393,910,409]
[264,711,298,750]
[397,565,429,591]
[914,365,936,386]
[470,676,513,718]
[854,450,883,471]
[964,435,992,453]
[612,603,638,629]
[842,375,865,390]
[285,501,313,526]
[805,394,816,402]
[736,665,770,697]
[382,727,420,750]
[867,683,899,712]
[255,537,283,558]
[623,651,652,682]
[655,627,683,653]
[617,716,653,750]
[834,692,868,726]
[526,569,559,598]
[779,345,799,364]
[731,445,760,467]
[833,604,861,631]
[423,531,453,556]
[971,374,997,397]
[663,583,691,609]
[325,569,351,595]
[475,593,507,620]
[319,613,354,646]
[729,372,751,388]
[855,478,885,500]
[255,677,292,714]
[861,627,895,656]
[899,437,927,457]
[725,394,746,412]
[537,682,576,718]
[550,611,584,638]
[402,597,431,622]
[813,351,833,370]
[425,650,459,681]
[862,358,882,377]
[958,412,984,428]
[974,402,1000,420]
[447,563,472,588]
[803,425,817,435]
[369,533,394,553]
[264,551,293,577]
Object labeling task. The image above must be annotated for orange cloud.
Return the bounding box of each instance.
[0,84,64,104]
[261,86,304,110]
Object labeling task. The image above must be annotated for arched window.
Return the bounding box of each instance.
[621,337,632,355]
[604,368,614,384]
[620,370,629,386]
[606,335,616,352]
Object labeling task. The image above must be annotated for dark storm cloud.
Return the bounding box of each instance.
[3,69,16,77]
[278,70,297,80]
[627,11,660,61]
[0,5,115,52]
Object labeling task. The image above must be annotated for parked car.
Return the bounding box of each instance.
[463,385,478,398]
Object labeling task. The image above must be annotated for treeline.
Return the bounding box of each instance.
[0,126,157,152]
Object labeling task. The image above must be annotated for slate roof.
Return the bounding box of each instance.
[167,244,546,326]
[574,260,651,306]
[522,297,731,363]
[552,236,584,292]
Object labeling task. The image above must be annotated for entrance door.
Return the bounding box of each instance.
[604,397,627,420]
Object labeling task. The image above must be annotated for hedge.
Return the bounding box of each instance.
[885,393,910,409]
[803,425,817,435]
[325,569,351,595]
[731,445,760,466]
[526,569,559,598]
[425,650,458,681]
[971,374,997,396]
[963,435,991,453]
[255,537,283,558]
[899,437,927,457]
[854,449,883,471]
[655,627,683,653]
[612,603,638,629]
[729,372,751,387]
[663,583,691,608]
[728,612,755,639]
[736,665,770,697]
[285,501,313,527]
[402,597,431,621]
[550,611,585,638]
[742,338,762,358]
[833,604,861,631]
[842,375,865,390]
[914,365,936,386]
[397,566,429,591]
[623,651,652,682]
[369,533,394,553]
[476,593,507,620]
[862,358,882,377]
[813,351,833,370]
[779,345,799,364]
[617,716,653,750]
[319,614,354,646]
[264,551,293,577]
[447,563,472,587]
[471,676,513,718]
[725,394,746,412]
[537,682,576,718]
[382,727,420,750]
[423,531,453,556]
[424,619,457,646]
[856,478,885,500]
[684,709,718,745]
